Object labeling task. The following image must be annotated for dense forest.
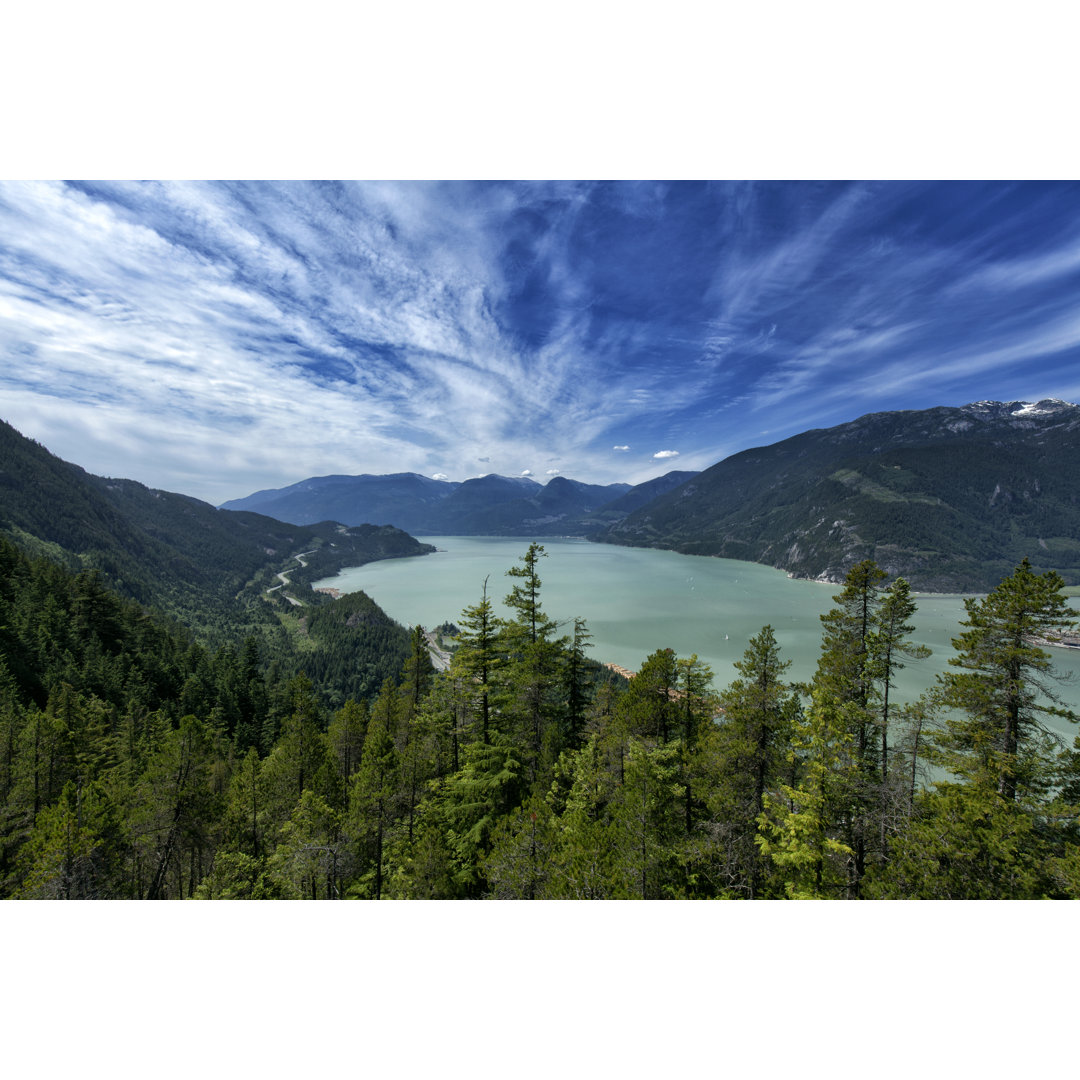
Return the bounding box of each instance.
[3,531,1079,899]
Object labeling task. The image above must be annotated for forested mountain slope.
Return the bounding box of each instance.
[600,400,1080,592]
[0,419,434,631]
[0,534,412,896]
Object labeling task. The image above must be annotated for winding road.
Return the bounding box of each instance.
[265,550,317,606]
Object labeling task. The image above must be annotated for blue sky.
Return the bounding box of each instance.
[3,179,1080,505]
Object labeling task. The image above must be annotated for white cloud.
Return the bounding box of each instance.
[520,469,533,476]
[432,472,448,480]
[7,180,1076,505]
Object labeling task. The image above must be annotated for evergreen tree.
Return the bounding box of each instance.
[430,733,525,898]
[606,739,684,899]
[260,674,333,846]
[271,789,345,899]
[483,791,561,899]
[454,577,503,744]
[562,617,594,751]
[348,686,400,899]
[399,625,435,735]
[874,561,1080,898]
[504,543,558,645]
[936,558,1078,801]
[675,652,718,846]
[698,626,798,897]
[500,545,566,782]
[617,648,680,745]
[17,779,127,899]
[138,714,220,899]
[223,746,265,858]
[757,689,857,899]
[543,737,620,899]
[326,699,368,796]
[813,561,886,894]
[870,578,930,862]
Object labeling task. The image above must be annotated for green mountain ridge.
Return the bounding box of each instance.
[0,419,435,636]
[598,399,1080,592]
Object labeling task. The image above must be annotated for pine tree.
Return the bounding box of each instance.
[617,648,680,745]
[504,543,557,646]
[812,560,886,895]
[870,578,930,862]
[260,674,332,842]
[501,545,566,782]
[348,689,400,899]
[271,789,345,899]
[607,738,685,899]
[483,792,561,899]
[757,689,857,899]
[17,779,127,899]
[326,699,368,795]
[139,714,219,899]
[876,561,1079,898]
[675,653,717,848]
[223,746,265,858]
[399,625,435,735]
[454,577,503,744]
[431,733,524,898]
[699,626,798,897]
[562,617,593,751]
[936,558,1078,801]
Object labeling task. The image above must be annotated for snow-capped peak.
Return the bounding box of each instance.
[1012,398,1075,416]
[964,398,1077,417]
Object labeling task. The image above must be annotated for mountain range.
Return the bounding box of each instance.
[5,399,1079,604]
[598,399,1080,592]
[220,470,698,536]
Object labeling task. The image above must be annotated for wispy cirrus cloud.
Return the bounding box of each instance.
[2,180,1079,503]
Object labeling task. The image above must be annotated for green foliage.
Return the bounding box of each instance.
[695,626,799,897]
[757,690,857,899]
[17,780,127,899]
[935,558,1079,801]
[298,593,413,707]
[4,534,1080,901]
[483,792,562,899]
[872,781,1054,899]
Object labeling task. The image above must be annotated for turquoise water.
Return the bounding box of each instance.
[314,536,1080,741]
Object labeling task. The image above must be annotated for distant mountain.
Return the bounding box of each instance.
[593,471,701,516]
[431,474,633,535]
[598,400,1080,592]
[220,472,459,532]
[221,470,657,536]
[0,419,435,628]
